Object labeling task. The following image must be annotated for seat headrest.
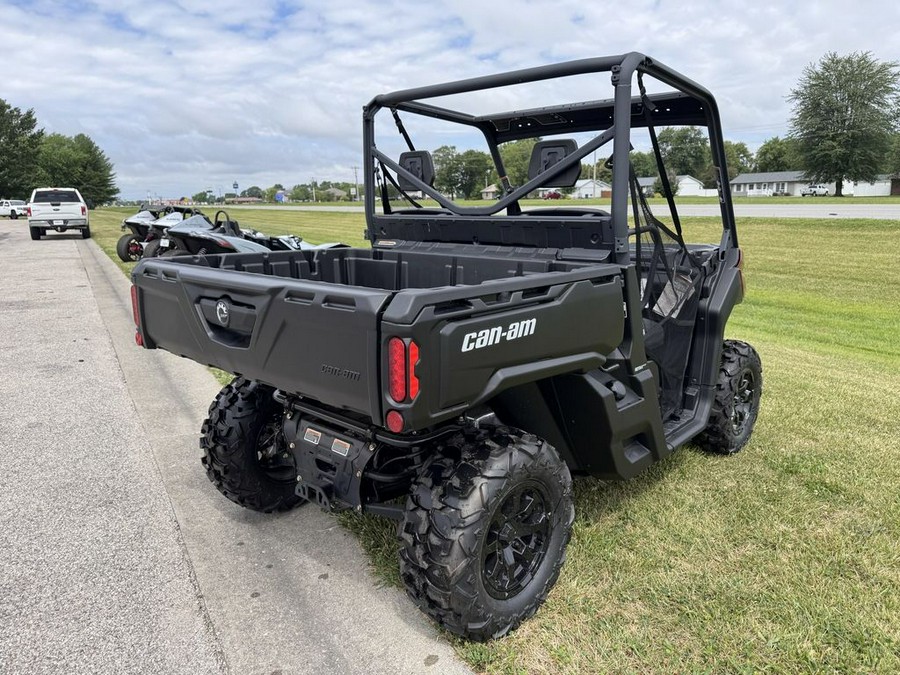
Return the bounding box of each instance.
[397,151,435,191]
[527,139,580,187]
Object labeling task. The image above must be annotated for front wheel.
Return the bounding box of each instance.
[116,233,142,261]
[695,339,762,454]
[200,377,305,513]
[399,428,574,641]
[10,211,18,220]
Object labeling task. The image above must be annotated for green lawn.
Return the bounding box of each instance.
[91,207,900,673]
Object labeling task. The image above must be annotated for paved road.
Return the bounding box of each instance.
[0,224,469,675]
[225,202,900,219]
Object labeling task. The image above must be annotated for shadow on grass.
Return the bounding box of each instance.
[339,445,697,591]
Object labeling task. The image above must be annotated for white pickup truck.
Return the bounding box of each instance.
[28,187,91,240]
[1,199,28,219]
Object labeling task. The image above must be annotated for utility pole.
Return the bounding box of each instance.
[311,177,316,202]
[352,166,360,201]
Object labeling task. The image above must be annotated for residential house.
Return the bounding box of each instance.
[636,175,713,197]
[571,179,611,199]
[851,174,898,197]
[481,183,501,200]
[730,171,825,196]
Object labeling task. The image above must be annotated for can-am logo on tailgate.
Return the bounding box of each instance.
[461,318,537,352]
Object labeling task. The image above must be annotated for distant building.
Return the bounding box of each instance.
[851,174,897,197]
[729,171,813,196]
[571,179,611,199]
[481,183,501,200]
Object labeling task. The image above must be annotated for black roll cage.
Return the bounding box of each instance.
[362,52,738,264]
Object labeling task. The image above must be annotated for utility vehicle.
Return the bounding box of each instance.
[130,53,762,641]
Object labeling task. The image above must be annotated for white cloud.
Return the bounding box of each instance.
[2,0,899,198]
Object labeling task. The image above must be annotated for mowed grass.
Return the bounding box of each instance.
[90,207,900,672]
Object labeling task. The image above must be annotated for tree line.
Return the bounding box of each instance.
[0,99,118,205]
[193,51,900,203]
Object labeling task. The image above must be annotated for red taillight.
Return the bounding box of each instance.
[130,285,140,326]
[130,285,144,346]
[408,341,420,399]
[81,204,87,216]
[387,337,421,403]
[27,206,32,217]
[388,337,406,402]
[386,410,404,433]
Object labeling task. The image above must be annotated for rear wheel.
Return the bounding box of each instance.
[399,428,574,641]
[696,339,762,454]
[200,377,305,513]
[81,226,91,239]
[29,226,41,240]
[116,233,142,261]
[141,239,161,258]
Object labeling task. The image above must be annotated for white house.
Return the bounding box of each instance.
[571,179,611,199]
[636,175,715,197]
[730,171,806,196]
[851,174,896,197]
[481,183,501,200]
[674,175,714,197]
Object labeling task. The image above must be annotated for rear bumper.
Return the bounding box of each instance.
[29,219,88,229]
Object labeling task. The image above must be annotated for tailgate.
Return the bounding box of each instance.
[381,265,626,430]
[30,204,82,219]
[133,260,392,418]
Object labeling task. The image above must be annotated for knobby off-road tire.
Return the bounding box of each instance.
[29,226,41,240]
[399,428,574,641]
[200,377,305,513]
[696,339,762,454]
[116,233,142,262]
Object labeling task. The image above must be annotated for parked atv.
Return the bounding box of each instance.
[116,205,201,262]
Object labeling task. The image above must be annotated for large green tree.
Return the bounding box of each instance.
[788,51,900,196]
[433,145,462,197]
[35,133,118,205]
[432,146,493,198]
[753,136,802,173]
[657,127,708,178]
[498,138,540,187]
[0,99,44,199]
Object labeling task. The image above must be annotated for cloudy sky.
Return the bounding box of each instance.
[3,0,899,200]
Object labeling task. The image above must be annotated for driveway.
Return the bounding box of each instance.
[0,225,469,675]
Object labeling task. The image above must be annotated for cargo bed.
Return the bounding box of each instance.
[132,246,625,428]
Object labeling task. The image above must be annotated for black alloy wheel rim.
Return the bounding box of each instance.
[482,481,552,600]
[255,416,295,482]
[732,368,756,436]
